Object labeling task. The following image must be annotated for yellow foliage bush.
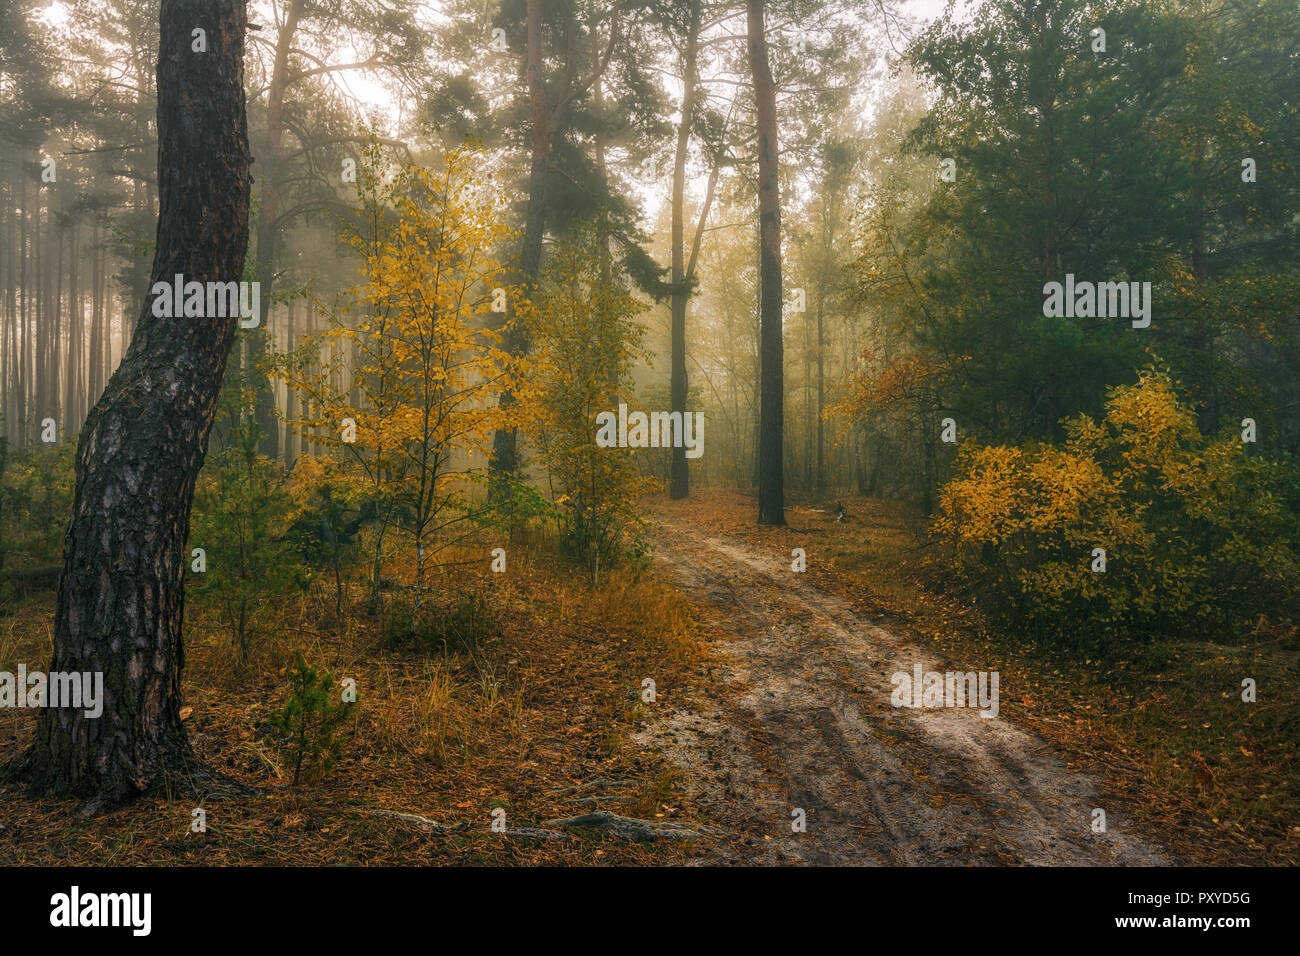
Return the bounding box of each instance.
[935,369,1300,645]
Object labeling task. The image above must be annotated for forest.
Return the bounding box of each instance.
[0,0,1296,870]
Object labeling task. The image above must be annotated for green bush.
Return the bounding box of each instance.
[0,438,76,569]
[267,649,357,786]
[522,231,656,583]
[382,591,492,656]
[190,418,307,663]
[286,478,364,617]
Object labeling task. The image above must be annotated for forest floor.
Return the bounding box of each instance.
[0,490,1293,865]
[639,489,1298,866]
[0,529,708,866]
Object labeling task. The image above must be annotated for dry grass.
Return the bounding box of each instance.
[0,528,708,866]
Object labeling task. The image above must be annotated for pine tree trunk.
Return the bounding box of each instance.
[17,182,28,442]
[490,0,549,483]
[284,296,298,466]
[88,226,104,410]
[748,0,784,526]
[1,194,9,446]
[34,186,47,433]
[669,0,702,500]
[64,224,76,428]
[815,285,825,494]
[247,2,302,463]
[9,0,252,812]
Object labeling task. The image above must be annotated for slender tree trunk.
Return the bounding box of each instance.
[88,226,104,410]
[2,196,10,446]
[34,187,47,432]
[670,0,703,499]
[1,195,9,445]
[100,238,113,392]
[74,234,86,426]
[9,0,252,812]
[815,285,825,494]
[9,189,21,445]
[249,0,304,462]
[18,182,29,441]
[22,181,32,441]
[815,190,841,496]
[490,0,549,484]
[64,224,76,428]
[802,279,811,488]
[592,28,613,278]
[748,0,784,525]
[284,296,298,466]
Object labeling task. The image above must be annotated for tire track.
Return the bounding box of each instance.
[637,514,1172,866]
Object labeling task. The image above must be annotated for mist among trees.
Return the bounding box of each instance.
[0,0,1296,872]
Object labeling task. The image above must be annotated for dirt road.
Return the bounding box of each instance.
[638,510,1172,866]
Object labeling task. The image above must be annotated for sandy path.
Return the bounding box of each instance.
[638,513,1172,866]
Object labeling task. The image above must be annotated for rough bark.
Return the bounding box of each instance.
[8,0,251,812]
[748,0,784,526]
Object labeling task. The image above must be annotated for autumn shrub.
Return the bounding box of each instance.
[274,141,514,610]
[522,230,656,581]
[479,475,557,534]
[934,369,1300,647]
